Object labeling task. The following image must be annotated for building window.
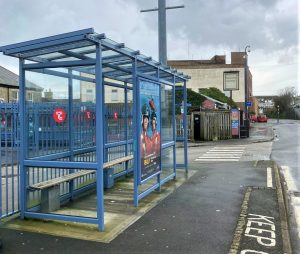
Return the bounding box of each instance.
[223,71,239,91]
[111,89,118,102]
[11,90,19,102]
[27,92,33,102]
[85,89,94,102]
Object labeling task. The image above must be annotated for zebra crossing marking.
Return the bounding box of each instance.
[195,145,245,162]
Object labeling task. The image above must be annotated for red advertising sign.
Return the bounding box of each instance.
[53,108,66,123]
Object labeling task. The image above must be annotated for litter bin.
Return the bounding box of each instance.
[193,114,200,141]
[240,120,250,138]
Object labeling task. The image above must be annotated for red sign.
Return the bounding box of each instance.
[113,112,118,120]
[85,110,92,120]
[53,108,66,123]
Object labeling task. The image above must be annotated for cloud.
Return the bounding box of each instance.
[0,0,298,95]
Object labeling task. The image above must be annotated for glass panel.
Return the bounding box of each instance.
[161,146,174,175]
[175,85,184,140]
[73,74,96,151]
[161,84,174,143]
[127,90,133,139]
[25,70,69,159]
[25,67,96,161]
[176,143,184,165]
[104,85,126,143]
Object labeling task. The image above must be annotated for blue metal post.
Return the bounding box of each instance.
[183,80,188,172]
[124,82,129,173]
[95,43,104,231]
[172,75,176,179]
[103,77,108,165]
[157,68,161,191]
[132,58,139,207]
[68,69,75,198]
[19,58,26,219]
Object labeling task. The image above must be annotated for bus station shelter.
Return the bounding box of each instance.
[0,28,189,231]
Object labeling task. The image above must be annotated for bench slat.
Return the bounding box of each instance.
[29,155,134,190]
[103,154,133,169]
[30,170,95,190]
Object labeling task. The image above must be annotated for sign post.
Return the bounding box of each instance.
[246,101,252,107]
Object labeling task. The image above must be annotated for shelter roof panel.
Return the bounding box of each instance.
[0,28,189,81]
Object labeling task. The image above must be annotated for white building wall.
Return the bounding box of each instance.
[176,67,246,103]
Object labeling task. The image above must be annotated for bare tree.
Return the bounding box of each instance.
[273,86,298,119]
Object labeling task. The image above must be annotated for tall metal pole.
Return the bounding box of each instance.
[158,0,167,65]
[244,45,250,121]
[141,1,185,65]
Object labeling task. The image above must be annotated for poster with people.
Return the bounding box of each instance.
[139,80,161,181]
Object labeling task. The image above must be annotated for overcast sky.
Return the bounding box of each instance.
[0,0,298,96]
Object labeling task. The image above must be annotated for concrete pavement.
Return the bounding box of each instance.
[0,124,292,254]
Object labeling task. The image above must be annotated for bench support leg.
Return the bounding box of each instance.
[103,168,114,189]
[41,185,60,212]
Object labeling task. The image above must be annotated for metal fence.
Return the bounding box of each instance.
[0,103,20,218]
[0,102,134,219]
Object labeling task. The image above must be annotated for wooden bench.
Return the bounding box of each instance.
[29,154,134,212]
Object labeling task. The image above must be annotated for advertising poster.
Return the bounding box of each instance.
[231,109,240,137]
[139,80,161,181]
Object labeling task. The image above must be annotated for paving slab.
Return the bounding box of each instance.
[0,169,195,243]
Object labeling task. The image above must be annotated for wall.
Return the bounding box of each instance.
[0,87,8,101]
[174,67,246,103]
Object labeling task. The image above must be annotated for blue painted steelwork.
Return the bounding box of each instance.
[172,75,177,179]
[0,28,189,230]
[157,69,162,192]
[183,80,188,171]
[95,43,104,231]
[0,103,20,218]
[19,58,26,219]
[132,58,139,207]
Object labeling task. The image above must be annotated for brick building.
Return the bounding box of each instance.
[0,65,42,102]
[168,52,258,114]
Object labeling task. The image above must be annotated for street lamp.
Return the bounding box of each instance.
[244,45,250,122]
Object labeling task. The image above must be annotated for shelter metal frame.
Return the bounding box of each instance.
[0,28,189,231]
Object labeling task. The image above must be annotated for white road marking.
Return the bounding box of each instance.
[281,165,300,238]
[195,158,239,161]
[194,146,246,163]
[211,146,245,147]
[210,149,244,152]
[267,167,273,188]
[202,154,241,158]
[293,201,300,239]
[281,166,297,191]
[206,150,244,154]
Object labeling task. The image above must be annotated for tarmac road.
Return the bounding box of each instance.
[0,123,291,254]
[270,119,300,252]
[271,119,300,190]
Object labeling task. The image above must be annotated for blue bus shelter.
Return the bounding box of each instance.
[0,28,189,231]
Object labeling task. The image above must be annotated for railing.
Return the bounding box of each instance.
[0,102,134,219]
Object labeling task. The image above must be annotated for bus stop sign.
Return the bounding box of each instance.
[53,108,66,123]
[246,101,252,107]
